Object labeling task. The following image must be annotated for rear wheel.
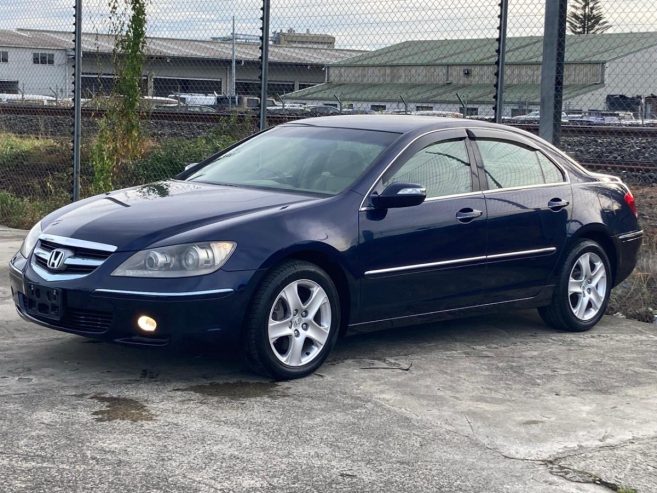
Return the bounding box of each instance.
[244,261,340,379]
[539,240,611,332]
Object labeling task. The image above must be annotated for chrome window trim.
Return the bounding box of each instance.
[618,230,643,241]
[482,181,571,195]
[93,288,234,297]
[361,190,484,211]
[364,247,556,276]
[359,127,470,211]
[39,234,118,253]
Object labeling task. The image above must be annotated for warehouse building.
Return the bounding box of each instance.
[286,32,657,117]
[0,28,364,100]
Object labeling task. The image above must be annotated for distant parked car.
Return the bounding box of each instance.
[306,105,341,116]
[9,116,642,379]
[512,110,569,124]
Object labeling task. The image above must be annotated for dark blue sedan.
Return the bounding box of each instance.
[8,116,643,379]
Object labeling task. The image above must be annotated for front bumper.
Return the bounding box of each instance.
[9,253,259,346]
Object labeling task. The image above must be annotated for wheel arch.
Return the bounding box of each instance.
[567,224,618,285]
[255,244,357,336]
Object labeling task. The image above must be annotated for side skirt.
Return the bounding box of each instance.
[347,285,555,332]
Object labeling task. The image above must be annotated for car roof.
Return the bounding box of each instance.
[285,114,503,134]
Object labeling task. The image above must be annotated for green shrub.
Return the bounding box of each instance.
[0,191,69,230]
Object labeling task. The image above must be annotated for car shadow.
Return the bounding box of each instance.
[19,309,554,384]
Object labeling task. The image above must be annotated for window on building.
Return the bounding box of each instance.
[476,140,565,190]
[384,139,472,199]
[464,107,479,116]
[0,80,19,93]
[33,53,54,65]
[416,105,433,111]
[0,51,8,63]
[370,104,386,112]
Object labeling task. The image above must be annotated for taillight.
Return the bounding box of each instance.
[624,191,638,217]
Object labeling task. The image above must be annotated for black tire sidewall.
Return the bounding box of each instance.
[555,240,612,331]
[249,262,341,379]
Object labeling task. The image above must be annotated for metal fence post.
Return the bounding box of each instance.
[493,0,509,123]
[258,0,271,130]
[539,0,568,145]
[72,0,82,202]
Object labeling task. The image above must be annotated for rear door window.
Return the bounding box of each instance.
[476,140,564,190]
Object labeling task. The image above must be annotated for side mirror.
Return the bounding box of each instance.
[371,182,426,209]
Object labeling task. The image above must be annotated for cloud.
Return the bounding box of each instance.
[0,0,654,50]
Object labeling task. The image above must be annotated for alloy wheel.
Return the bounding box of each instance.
[268,279,332,366]
[568,251,608,321]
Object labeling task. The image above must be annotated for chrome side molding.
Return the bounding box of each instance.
[365,247,557,276]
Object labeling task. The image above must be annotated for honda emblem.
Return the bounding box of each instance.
[47,249,72,271]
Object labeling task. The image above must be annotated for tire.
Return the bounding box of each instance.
[539,239,612,332]
[243,260,341,380]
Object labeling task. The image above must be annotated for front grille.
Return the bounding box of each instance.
[32,238,113,278]
[65,308,113,333]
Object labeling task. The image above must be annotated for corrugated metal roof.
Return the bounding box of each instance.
[0,29,364,65]
[334,32,657,66]
[287,82,600,105]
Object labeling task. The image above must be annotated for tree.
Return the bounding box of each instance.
[567,0,611,34]
[90,0,148,193]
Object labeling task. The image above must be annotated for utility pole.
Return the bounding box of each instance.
[72,0,82,201]
[493,0,509,123]
[539,0,568,145]
[231,16,236,108]
[258,0,271,130]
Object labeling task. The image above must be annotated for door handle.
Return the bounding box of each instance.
[548,198,569,211]
[456,208,483,223]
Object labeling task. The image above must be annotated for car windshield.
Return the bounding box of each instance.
[186,125,398,195]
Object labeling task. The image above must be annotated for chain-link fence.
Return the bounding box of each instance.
[1,0,657,229]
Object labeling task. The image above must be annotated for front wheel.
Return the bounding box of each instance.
[244,261,340,380]
[539,240,612,332]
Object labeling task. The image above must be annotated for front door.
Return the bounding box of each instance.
[356,130,488,323]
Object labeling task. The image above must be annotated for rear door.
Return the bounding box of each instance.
[355,129,488,323]
[470,129,573,302]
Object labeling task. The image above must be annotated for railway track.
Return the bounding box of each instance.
[3,104,657,135]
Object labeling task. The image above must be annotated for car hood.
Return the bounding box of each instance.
[41,181,316,251]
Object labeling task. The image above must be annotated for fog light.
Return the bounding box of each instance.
[137,315,157,333]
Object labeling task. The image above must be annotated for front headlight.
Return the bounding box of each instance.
[19,222,42,258]
[112,242,236,278]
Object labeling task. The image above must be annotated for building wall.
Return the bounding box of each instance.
[82,55,325,96]
[329,62,602,86]
[567,45,657,111]
[0,47,69,97]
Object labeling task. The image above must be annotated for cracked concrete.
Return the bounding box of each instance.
[1,227,656,492]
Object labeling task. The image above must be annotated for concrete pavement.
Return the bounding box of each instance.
[1,227,656,492]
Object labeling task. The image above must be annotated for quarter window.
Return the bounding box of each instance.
[384,139,472,198]
[477,140,564,190]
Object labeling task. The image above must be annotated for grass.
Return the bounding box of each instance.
[0,120,251,229]
[607,184,657,323]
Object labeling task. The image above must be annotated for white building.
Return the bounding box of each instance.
[0,29,364,100]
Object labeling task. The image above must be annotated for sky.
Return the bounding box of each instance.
[0,0,655,50]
